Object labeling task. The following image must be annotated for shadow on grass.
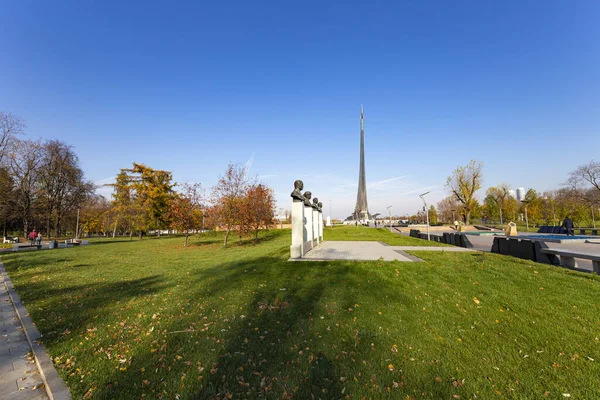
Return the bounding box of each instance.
[20,275,167,345]
[89,256,422,399]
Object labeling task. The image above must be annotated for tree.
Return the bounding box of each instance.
[209,164,248,247]
[79,195,112,236]
[445,160,483,225]
[244,183,275,240]
[485,183,510,224]
[110,170,143,239]
[0,167,15,237]
[522,189,543,224]
[168,183,203,247]
[39,140,94,238]
[428,205,438,225]
[504,196,519,222]
[566,160,600,206]
[0,112,24,165]
[9,139,43,238]
[436,195,460,224]
[110,163,175,239]
[127,163,175,234]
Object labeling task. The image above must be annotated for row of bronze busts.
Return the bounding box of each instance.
[291,180,323,212]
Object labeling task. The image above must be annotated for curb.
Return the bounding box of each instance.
[0,262,71,400]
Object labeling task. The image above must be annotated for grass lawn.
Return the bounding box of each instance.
[324,226,447,246]
[1,229,600,399]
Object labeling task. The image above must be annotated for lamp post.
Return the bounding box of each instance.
[329,198,332,225]
[419,192,430,241]
[387,205,392,230]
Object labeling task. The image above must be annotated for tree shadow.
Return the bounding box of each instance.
[16,275,167,345]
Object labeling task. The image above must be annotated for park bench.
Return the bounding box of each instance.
[540,248,600,274]
[3,236,19,244]
[576,228,599,235]
[13,244,41,251]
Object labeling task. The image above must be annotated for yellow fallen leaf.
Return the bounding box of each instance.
[473,297,480,305]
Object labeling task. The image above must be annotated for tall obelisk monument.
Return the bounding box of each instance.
[353,105,370,221]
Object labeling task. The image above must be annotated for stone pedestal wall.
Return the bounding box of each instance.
[289,180,325,259]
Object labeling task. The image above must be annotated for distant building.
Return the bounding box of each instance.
[516,187,525,202]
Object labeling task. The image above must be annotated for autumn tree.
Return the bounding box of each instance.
[0,167,15,237]
[445,160,483,225]
[167,183,203,247]
[243,183,275,240]
[0,113,23,235]
[485,183,510,224]
[9,140,43,237]
[0,112,24,165]
[79,195,112,236]
[428,205,438,225]
[110,170,144,239]
[210,164,248,247]
[436,195,460,224]
[566,160,600,207]
[127,163,175,234]
[110,163,175,239]
[521,189,544,224]
[39,140,94,237]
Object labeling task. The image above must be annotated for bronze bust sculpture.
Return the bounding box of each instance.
[318,202,323,212]
[290,180,304,201]
[303,191,312,207]
[312,197,319,209]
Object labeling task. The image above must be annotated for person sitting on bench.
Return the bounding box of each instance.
[561,216,574,236]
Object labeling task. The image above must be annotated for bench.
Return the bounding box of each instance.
[13,244,42,251]
[576,228,599,235]
[540,248,600,274]
[3,236,19,244]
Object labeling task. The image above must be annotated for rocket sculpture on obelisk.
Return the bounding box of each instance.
[353,105,370,221]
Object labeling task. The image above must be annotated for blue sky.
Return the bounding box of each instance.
[1,1,599,218]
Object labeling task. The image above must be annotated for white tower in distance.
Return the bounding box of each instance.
[516,187,526,202]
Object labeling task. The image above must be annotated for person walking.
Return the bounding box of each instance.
[561,216,574,236]
[36,232,42,246]
[28,229,37,245]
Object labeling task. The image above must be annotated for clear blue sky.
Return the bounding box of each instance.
[1,1,599,218]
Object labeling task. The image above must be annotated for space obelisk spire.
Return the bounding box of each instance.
[354,105,370,221]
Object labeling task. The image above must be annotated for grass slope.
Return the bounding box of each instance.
[324,226,447,246]
[1,229,599,399]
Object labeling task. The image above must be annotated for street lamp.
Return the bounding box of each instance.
[387,205,392,230]
[419,192,430,241]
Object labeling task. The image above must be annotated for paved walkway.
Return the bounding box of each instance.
[299,241,474,261]
[0,273,48,400]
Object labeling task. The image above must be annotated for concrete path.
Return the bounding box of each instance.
[0,262,71,400]
[388,246,474,252]
[0,275,48,400]
[299,241,474,261]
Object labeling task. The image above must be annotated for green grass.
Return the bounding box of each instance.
[324,226,447,246]
[2,229,600,399]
